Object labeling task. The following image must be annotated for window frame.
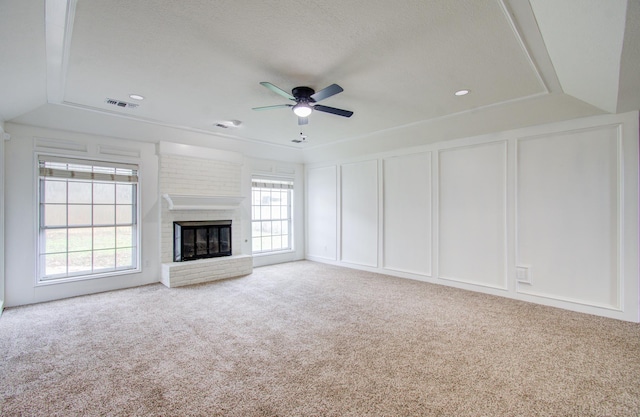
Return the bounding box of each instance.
[251,177,294,255]
[35,154,142,285]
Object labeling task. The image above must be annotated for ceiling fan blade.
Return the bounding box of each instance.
[310,84,343,102]
[260,82,295,100]
[252,104,293,111]
[298,117,309,125]
[313,104,353,118]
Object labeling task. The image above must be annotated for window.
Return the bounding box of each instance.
[37,156,139,283]
[251,178,293,254]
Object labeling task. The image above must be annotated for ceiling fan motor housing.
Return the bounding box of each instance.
[292,86,316,102]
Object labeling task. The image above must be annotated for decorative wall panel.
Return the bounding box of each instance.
[516,126,620,308]
[307,166,338,260]
[438,142,507,288]
[383,152,432,276]
[341,160,378,267]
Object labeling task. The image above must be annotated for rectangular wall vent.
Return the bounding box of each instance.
[105,98,139,109]
[516,266,532,284]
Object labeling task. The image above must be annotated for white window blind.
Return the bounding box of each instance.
[251,179,293,189]
[38,156,138,183]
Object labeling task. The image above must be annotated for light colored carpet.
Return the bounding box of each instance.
[1,260,639,416]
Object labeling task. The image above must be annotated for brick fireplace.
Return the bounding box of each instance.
[158,142,252,288]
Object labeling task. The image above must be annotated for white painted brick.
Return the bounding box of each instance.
[161,255,252,288]
[159,153,246,264]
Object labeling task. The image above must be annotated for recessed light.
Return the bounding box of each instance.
[454,89,470,96]
[129,94,145,100]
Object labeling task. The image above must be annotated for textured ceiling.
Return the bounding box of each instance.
[61,0,545,146]
[1,0,638,150]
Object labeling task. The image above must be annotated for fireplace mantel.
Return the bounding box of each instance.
[162,194,245,210]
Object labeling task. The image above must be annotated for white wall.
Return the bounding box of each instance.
[383,153,432,276]
[3,124,161,307]
[0,123,6,313]
[516,125,622,309]
[306,166,337,261]
[306,111,639,322]
[438,142,507,289]
[340,160,378,267]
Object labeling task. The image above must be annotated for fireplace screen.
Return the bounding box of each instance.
[174,220,232,262]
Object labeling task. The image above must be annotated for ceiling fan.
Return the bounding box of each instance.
[253,82,354,125]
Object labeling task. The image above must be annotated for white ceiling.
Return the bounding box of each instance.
[1,0,639,152]
[529,0,628,113]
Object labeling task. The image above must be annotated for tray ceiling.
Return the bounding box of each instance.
[1,0,638,150]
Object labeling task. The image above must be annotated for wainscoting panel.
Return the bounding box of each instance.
[438,141,507,289]
[303,112,638,322]
[383,152,431,276]
[516,125,621,309]
[341,160,378,267]
[306,165,338,261]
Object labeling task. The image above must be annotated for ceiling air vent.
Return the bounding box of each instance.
[292,133,307,143]
[105,98,139,109]
[215,120,241,129]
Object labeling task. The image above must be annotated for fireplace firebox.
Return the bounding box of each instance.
[174,220,232,262]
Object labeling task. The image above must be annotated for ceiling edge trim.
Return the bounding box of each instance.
[45,0,76,104]
[304,91,550,151]
[56,101,301,151]
[500,0,561,93]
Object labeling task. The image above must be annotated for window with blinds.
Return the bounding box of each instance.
[37,156,139,282]
[251,178,293,254]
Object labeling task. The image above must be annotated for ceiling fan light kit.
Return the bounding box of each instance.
[254,82,353,125]
[293,103,312,117]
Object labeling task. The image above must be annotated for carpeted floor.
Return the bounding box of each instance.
[1,260,639,416]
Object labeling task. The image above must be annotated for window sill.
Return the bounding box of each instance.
[36,267,141,286]
[252,249,295,257]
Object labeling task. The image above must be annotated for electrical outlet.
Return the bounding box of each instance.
[515,266,531,284]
